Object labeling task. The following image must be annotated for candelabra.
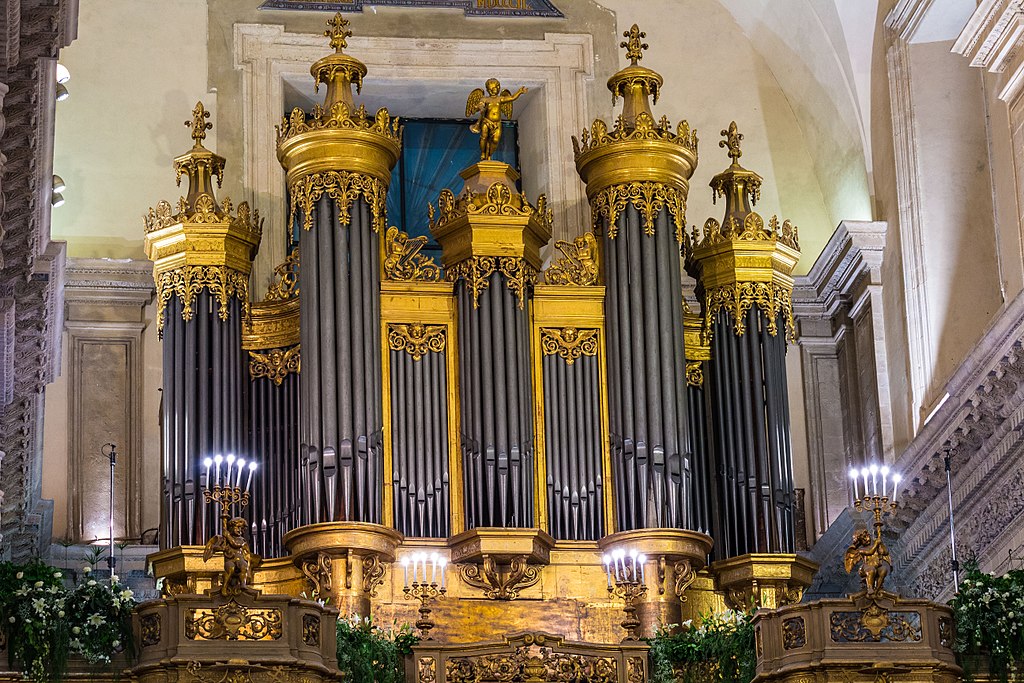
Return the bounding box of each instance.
[603,548,648,641]
[846,464,901,598]
[202,454,258,532]
[401,552,447,639]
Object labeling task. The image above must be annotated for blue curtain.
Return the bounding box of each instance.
[387,119,519,263]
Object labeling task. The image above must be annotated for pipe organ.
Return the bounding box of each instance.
[146,15,811,639]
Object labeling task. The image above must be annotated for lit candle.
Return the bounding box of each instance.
[235,458,246,489]
[214,454,223,486]
[881,465,890,497]
[245,462,257,493]
[439,557,447,589]
[629,549,638,581]
[869,464,879,495]
[603,554,612,588]
[849,468,860,501]
[638,554,646,583]
[430,553,438,585]
[400,556,409,588]
[892,473,902,503]
[203,457,213,486]
[860,467,869,497]
[226,454,236,484]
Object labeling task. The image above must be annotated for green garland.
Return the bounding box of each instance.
[648,610,757,683]
[335,614,419,683]
[0,562,136,682]
[951,561,1024,682]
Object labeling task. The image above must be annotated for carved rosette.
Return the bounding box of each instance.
[540,327,599,365]
[289,170,389,234]
[445,255,538,309]
[383,226,441,282]
[592,180,688,243]
[249,345,301,385]
[543,232,600,286]
[388,323,446,361]
[155,265,250,335]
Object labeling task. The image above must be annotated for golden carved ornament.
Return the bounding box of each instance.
[621,23,649,65]
[445,255,538,310]
[429,183,552,233]
[702,280,795,345]
[278,101,401,150]
[184,661,296,683]
[829,609,922,643]
[466,78,527,161]
[692,213,799,252]
[301,552,333,599]
[362,554,387,598]
[627,657,646,683]
[540,327,599,366]
[418,657,437,683]
[574,110,698,162]
[140,613,161,647]
[302,613,320,647]
[673,560,697,600]
[249,346,301,385]
[592,178,688,244]
[446,647,617,683]
[265,247,299,301]
[686,361,704,388]
[458,555,542,600]
[388,323,446,361]
[155,265,250,336]
[383,226,441,282]
[289,169,389,234]
[543,233,600,286]
[185,601,283,641]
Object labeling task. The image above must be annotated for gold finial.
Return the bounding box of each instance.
[185,101,212,146]
[466,78,527,161]
[720,121,743,163]
[325,12,353,53]
[621,24,649,66]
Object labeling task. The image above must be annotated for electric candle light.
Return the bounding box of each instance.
[245,461,257,493]
[638,554,646,582]
[869,463,879,494]
[603,554,612,588]
[849,468,860,499]
[401,556,410,587]
[892,473,902,503]
[235,458,246,488]
[204,457,213,485]
[214,454,223,485]
[881,465,890,497]
[860,467,869,496]
[226,454,236,483]
[430,552,438,584]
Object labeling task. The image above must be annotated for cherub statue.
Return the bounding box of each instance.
[844,527,891,597]
[466,79,527,161]
[203,516,256,597]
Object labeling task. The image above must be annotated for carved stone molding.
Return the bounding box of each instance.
[953,0,1024,102]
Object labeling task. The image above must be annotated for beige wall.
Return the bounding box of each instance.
[51,0,213,260]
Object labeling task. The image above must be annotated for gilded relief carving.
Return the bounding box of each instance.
[301,552,333,599]
[782,617,806,650]
[543,232,600,286]
[362,554,387,597]
[388,323,446,361]
[829,610,922,643]
[140,613,161,647]
[185,602,283,641]
[383,226,441,282]
[458,555,542,600]
[539,327,599,365]
[249,346,301,385]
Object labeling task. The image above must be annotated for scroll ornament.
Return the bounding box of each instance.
[685,361,704,388]
[591,179,688,244]
[265,247,299,300]
[249,345,301,385]
[544,232,600,286]
[388,323,446,361]
[702,280,795,345]
[155,265,250,336]
[277,101,401,149]
[289,169,389,234]
[540,327,599,365]
[383,226,441,282]
[445,255,538,309]
[458,555,541,600]
[428,182,552,235]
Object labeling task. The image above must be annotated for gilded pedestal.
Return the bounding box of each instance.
[712,553,819,611]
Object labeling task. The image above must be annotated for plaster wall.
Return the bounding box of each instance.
[51,0,214,260]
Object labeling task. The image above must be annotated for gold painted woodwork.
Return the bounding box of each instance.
[379,280,461,534]
[429,161,553,274]
[465,78,528,162]
[711,553,819,611]
[754,592,960,683]
[544,232,600,286]
[445,255,539,309]
[242,295,301,351]
[144,103,263,335]
[448,527,556,565]
[687,123,801,346]
[277,16,399,249]
[248,345,301,385]
[383,226,442,282]
[531,284,611,536]
[540,327,599,365]
[685,361,704,388]
[458,555,543,601]
[387,322,446,360]
[573,26,698,240]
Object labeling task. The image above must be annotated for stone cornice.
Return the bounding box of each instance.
[64,257,155,308]
[885,0,939,41]
[953,0,1024,102]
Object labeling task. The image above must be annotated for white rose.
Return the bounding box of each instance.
[87,580,97,586]
[82,566,91,574]
[15,572,23,579]
[72,626,80,634]
[53,572,62,579]
[33,581,43,588]
[58,610,65,617]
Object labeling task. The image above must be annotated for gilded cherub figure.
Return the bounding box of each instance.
[844,527,891,597]
[203,516,256,597]
[466,79,527,161]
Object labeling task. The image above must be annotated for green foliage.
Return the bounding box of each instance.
[0,561,136,682]
[648,610,757,683]
[950,560,1024,682]
[335,614,419,683]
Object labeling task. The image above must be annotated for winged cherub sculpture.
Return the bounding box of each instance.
[844,527,891,597]
[203,516,257,597]
[466,79,527,161]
